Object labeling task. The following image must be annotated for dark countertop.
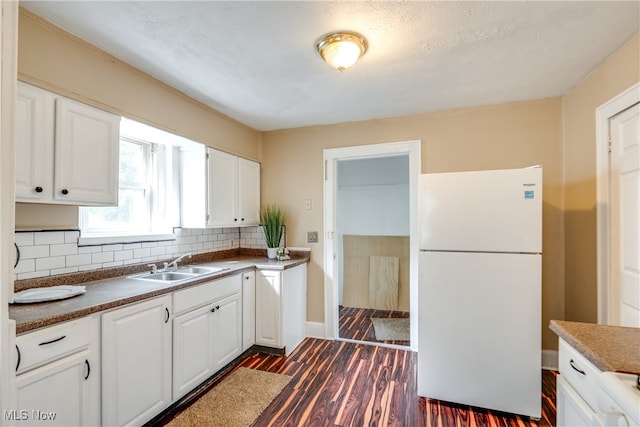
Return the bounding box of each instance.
[10,255,308,335]
[550,319,640,374]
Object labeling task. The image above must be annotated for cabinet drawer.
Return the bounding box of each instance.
[558,338,601,411]
[173,274,241,315]
[16,317,91,374]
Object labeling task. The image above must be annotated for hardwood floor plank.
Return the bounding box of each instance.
[156,338,557,427]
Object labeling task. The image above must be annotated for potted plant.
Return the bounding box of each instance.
[260,204,286,259]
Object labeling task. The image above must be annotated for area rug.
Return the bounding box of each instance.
[167,367,291,427]
[371,317,410,341]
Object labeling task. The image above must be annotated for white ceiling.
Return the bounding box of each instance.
[22,1,640,132]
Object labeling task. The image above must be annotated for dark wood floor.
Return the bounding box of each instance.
[339,305,411,347]
[162,338,557,426]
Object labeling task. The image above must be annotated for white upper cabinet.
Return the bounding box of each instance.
[15,82,120,206]
[180,146,260,228]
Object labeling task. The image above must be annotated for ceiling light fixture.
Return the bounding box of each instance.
[316,31,368,72]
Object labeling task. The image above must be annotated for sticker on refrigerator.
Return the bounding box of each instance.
[524,190,534,199]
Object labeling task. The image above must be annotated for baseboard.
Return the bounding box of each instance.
[542,349,558,370]
[306,321,325,339]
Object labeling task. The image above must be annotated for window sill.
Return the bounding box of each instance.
[78,233,176,247]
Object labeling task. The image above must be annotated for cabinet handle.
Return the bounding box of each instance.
[84,359,90,380]
[15,345,21,371]
[569,359,586,376]
[39,335,66,346]
[165,307,170,323]
[61,189,69,195]
[34,186,43,193]
[216,305,220,310]
[211,306,216,313]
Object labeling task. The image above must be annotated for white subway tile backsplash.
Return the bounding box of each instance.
[21,245,50,259]
[65,231,80,243]
[66,254,92,267]
[50,243,78,257]
[114,250,133,261]
[92,252,114,264]
[14,227,256,281]
[133,248,151,259]
[34,231,65,245]
[36,256,66,271]
[15,232,34,246]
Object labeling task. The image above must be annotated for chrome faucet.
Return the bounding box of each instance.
[164,253,192,271]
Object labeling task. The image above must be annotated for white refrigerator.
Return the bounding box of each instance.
[418,166,542,418]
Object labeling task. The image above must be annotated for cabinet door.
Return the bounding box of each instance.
[238,158,260,226]
[213,292,242,369]
[102,296,172,427]
[15,82,54,202]
[54,97,119,205]
[207,148,238,226]
[282,264,307,356]
[255,270,282,348]
[172,304,216,400]
[242,271,256,351]
[16,349,98,426]
[556,375,595,427]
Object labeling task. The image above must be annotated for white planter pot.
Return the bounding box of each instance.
[266,247,278,259]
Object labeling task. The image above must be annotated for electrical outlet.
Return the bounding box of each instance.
[307,231,318,243]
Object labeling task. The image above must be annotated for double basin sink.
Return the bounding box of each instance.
[129,265,229,283]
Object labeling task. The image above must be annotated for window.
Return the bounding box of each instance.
[80,118,191,243]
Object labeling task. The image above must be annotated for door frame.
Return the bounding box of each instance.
[595,82,640,325]
[323,140,421,351]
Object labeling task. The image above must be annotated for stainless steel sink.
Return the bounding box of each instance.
[176,266,228,275]
[133,272,197,282]
[129,265,229,282]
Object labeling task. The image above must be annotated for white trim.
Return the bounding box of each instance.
[1,0,19,417]
[305,321,325,339]
[541,349,559,371]
[323,140,421,351]
[78,233,176,247]
[595,82,640,325]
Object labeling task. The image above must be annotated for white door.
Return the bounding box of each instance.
[54,97,119,205]
[16,349,97,426]
[238,157,260,226]
[172,304,216,400]
[609,103,640,327]
[207,148,238,226]
[102,296,172,426]
[255,270,282,348]
[213,292,242,370]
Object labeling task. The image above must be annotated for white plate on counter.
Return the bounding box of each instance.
[13,285,86,303]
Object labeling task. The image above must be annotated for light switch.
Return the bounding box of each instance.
[304,199,312,210]
[307,231,318,243]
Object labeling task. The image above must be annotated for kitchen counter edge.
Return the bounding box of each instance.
[549,319,640,374]
[10,256,309,335]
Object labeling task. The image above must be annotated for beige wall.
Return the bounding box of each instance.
[262,98,564,350]
[15,8,260,229]
[14,7,640,352]
[562,33,640,323]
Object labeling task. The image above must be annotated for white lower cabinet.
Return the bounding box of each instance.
[256,264,307,355]
[15,316,100,426]
[101,295,172,427]
[172,274,242,401]
[557,338,600,427]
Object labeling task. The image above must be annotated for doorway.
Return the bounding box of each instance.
[596,83,640,326]
[323,140,421,351]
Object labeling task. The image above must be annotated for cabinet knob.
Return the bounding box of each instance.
[241,218,245,222]
[211,306,216,313]
[61,188,69,195]
[34,186,43,193]
[234,218,238,222]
